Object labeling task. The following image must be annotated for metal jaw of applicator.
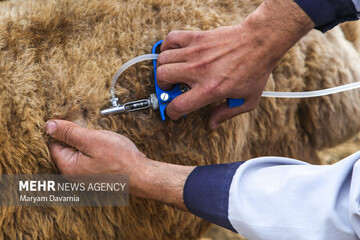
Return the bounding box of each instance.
[100,93,159,115]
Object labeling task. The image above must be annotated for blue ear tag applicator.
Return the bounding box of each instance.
[152,40,245,121]
[152,40,183,121]
[102,40,360,118]
[101,40,246,119]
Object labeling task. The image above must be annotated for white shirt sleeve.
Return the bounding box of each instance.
[353,0,360,17]
[353,0,360,12]
[228,152,360,240]
[184,152,360,239]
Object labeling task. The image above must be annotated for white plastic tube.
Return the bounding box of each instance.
[262,81,360,98]
[110,54,159,97]
[110,54,360,99]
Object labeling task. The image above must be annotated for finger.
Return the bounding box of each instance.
[45,120,91,154]
[157,48,188,66]
[208,101,257,129]
[157,63,193,90]
[160,30,194,52]
[166,86,220,120]
[49,143,80,174]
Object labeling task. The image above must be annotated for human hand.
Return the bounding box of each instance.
[45,120,195,208]
[156,0,314,129]
[45,120,144,176]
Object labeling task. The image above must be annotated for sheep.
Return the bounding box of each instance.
[0,0,359,239]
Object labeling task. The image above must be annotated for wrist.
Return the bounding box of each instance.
[127,154,153,198]
[129,154,195,209]
[262,0,315,35]
[241,0,314,64]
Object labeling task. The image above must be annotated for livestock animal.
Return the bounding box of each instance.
[0,0,360,239]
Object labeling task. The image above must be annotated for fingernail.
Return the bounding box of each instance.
[46,121,57,135]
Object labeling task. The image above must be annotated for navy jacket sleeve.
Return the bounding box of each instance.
[293,0,360,32]
[183,162,244,232]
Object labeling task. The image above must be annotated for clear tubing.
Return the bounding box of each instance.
[110,54,360,99]
[110,54,159,97]
[262,81,360,98]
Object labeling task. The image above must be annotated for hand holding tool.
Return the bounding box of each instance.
[101,40,245,120]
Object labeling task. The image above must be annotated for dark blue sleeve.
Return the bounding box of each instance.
[183,161,245,232]
[294,0,359,32]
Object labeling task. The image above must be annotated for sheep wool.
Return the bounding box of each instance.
[0,0,360,239]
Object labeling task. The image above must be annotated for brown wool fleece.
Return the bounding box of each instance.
[0,0,360,239]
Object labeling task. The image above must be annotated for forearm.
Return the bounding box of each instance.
[129,155,195,209]
[241,0,314,67]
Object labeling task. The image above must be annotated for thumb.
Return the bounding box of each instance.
[166,86,217,120]
[49,143,80,174]
[45,120,90,153]
[208,102,254,129]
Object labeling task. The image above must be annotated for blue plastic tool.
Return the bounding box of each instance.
[152,40,183,121]
[152,40,245,121]
[227,98,245,108]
